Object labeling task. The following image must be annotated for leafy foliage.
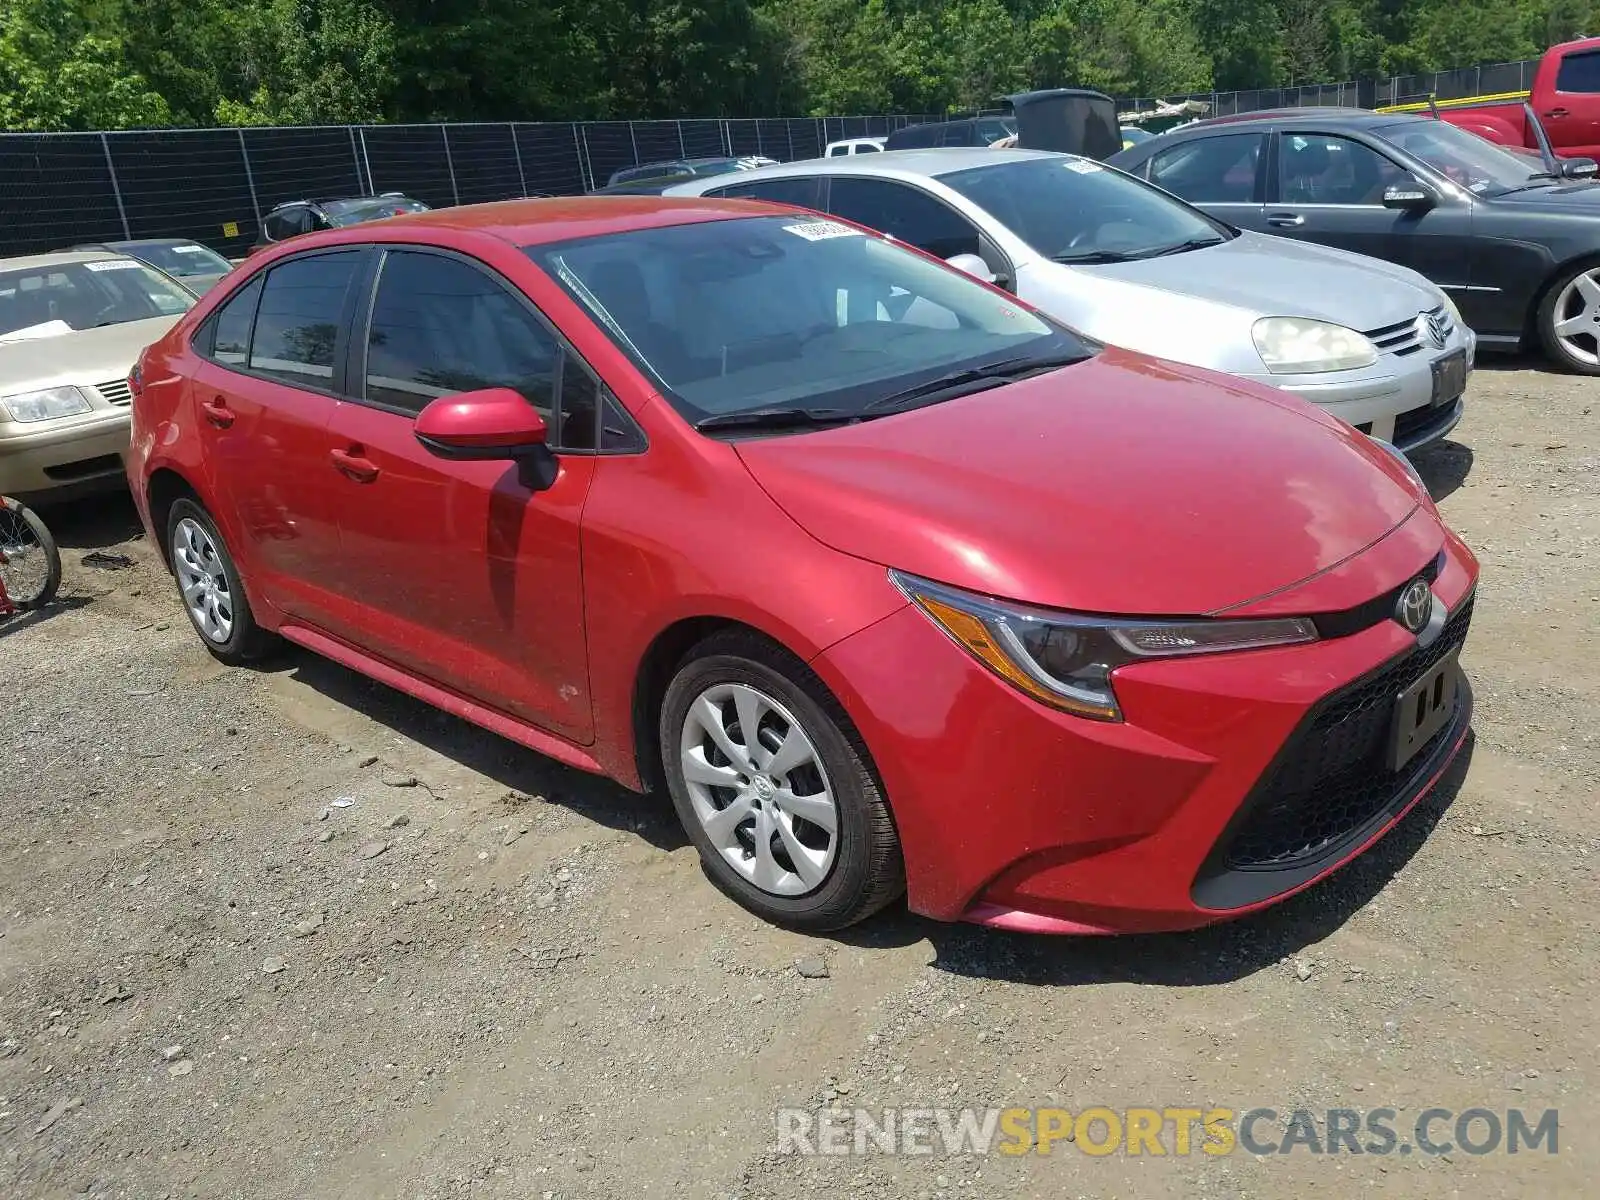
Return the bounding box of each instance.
[0,0,1594,130]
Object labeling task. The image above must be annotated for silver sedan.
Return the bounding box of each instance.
[667,148,1474,451]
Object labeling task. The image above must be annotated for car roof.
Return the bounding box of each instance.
[1,249,128,271]
[1186,107,1426,131]
[315,195,803,247]
[667,146,1061,188]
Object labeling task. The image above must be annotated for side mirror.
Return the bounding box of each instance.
[945,252,996,283]
[1382,179,1440,211]
[414,387,557,490]
[1562,156,1598,179]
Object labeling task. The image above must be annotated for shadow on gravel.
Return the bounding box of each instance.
[0,596,92,638]
[29,490,144,550]
[1413,439,1474,503]
[266,645,689,852]
[860,734,1477,988]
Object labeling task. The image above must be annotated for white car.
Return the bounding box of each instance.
[667,148,1474,452]
[824,137,887,157]
[0,251,195,501]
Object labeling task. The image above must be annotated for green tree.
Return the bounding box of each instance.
[0,0,172,130]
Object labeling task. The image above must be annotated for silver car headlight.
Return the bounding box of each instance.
[2,386,93,424]
[1252,317,1378,374]
[891,571,1318,721]
[1436,289,1463,328]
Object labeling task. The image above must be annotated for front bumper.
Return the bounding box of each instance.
[812,525,1479,933]
[0,410,132,501]
[1237,327,1476,453]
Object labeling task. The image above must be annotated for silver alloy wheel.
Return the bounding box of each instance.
[172,517,234,644]
[1552,268,1600,365]
[678,681,839,897]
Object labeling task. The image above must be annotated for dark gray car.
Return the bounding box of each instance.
[72,238,234,294]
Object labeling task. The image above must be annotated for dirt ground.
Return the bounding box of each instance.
[1,360,1597,1199]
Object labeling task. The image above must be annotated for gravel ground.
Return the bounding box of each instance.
[1,361,1597,1199]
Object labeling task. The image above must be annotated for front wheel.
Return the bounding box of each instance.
[659,631,904,931]
[0,496,61,610]
[1537,261,1600,374]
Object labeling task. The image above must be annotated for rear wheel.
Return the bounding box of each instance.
[166,499,273,663]
[659,630,904,931]
[0,496,61,610]
[1537,261,1600,374]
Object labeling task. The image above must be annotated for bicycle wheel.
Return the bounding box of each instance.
[0,496,62,610]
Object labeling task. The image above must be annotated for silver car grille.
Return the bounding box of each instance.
[1363,306,1454,358]
[94,378,133,406]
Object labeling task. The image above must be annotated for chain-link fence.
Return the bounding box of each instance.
[0,114,936,259]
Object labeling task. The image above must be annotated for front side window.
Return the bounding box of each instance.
[941,155,1228,263]
[249,251,360,387]
[0,260,193,341]
[1147,134,1264,202]
[364,250,557,420]
[1556,49,1600,93]
[709,176,824,209]
[826,178,981,259]
[1279,134,1408,205]
[529,215,1086,427]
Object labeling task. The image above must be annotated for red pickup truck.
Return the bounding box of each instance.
[1378,36,1600,159]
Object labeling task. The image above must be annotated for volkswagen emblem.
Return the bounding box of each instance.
[1418,310,1448,349]
[1395,579,1433,634]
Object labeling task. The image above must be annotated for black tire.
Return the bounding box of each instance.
[659,629,904,931]
[165,499,274,664]
[1536,260,1600,375]
[0,495,61,610]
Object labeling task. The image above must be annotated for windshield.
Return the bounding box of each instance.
[0,260,194,339]
[120,241,231,278]
[976,118,1017,144]
[528,215,1087,426]
[941,155,1227,262]
[325,198,430,226]
[1376,120,1548,194]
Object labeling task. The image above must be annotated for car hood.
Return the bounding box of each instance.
[734,349,1422,616]
[1487,180,1600,212]
[1082,231,1440,327]
[0,315,180,391]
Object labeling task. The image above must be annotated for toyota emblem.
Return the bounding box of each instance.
[1395,579,1433,634]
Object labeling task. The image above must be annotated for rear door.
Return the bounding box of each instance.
[1545,46,1600,157]
[190,250,365,626]
[322,247,601,741]
[1142,131,1268,231]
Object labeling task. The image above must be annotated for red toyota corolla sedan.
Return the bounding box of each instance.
[125,198,1477,934]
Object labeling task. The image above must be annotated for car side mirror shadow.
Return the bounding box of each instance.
[413,388,558,491]
[1382,179,1440,212]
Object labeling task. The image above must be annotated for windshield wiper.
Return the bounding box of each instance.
[859,353,1088,417]
[694,406,854,432]
[1051,249,1140,264]
[1140,236,1226,258]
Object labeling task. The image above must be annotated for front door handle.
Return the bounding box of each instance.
[201,396,235,428]
[1266,212,1306,228]
[1546,106,1570,118]
[330,446,379,483]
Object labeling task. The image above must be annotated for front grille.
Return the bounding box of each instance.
[1393,398,1461,446]
[1194,593,1474,905]
[95,378,132,406]
[1362,305,1454,358]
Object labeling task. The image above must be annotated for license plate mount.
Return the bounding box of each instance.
[1430,349,1467,406]
[1389,649,1461,771]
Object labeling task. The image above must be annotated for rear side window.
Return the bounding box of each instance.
[1556,49,1600,93]
[200,276,263,366]
[827,178,981,259]
[710,177,824,209]
[856,142,881,154]
[1148,134,1265,202]
[249,252,360,387]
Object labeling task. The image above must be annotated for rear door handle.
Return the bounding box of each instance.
[330,446,380,483]
[1266,212,1305,228]
[201,396,235,428]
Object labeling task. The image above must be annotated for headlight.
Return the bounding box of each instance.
[891,571,1318,721]
[2,386,93,424]
[1252,317,1377,374]
[1437,290,1463,327]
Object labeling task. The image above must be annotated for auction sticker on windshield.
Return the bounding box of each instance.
[784,221,864,241]
[83,260,143,271]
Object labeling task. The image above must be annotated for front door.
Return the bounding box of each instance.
[1544,46,1600,158]
[192,251,364,628]
[323,248,597,742]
